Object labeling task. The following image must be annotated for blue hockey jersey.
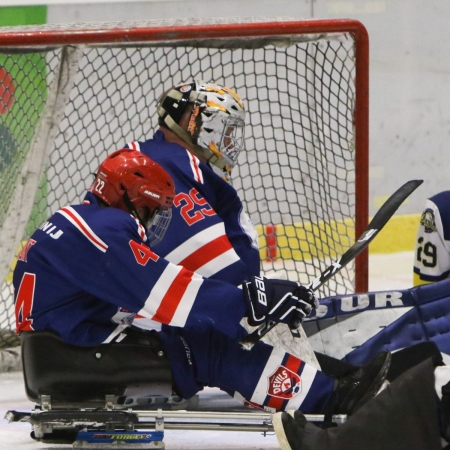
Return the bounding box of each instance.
[13,192,247,346]
[127,131,260,286]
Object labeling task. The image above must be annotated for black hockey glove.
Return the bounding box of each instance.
[243,276,318,330]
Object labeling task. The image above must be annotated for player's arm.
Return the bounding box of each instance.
[106,240,316,338]
[51,212,244,338]
[72,215,316,339]
[204,170,261,281]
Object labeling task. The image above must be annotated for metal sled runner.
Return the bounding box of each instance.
[6,407,346,449]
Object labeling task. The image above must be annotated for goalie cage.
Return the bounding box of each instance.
[0,18,369,350]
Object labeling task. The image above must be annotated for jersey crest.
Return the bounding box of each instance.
[268,365,302,399]
[420,208,437,233]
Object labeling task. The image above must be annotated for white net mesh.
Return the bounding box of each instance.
[0,20,368,348]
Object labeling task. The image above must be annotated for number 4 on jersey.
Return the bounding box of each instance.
[129,240,159,266]
[15,272,36,332]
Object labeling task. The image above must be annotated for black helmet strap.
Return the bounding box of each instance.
[122,190,148,229]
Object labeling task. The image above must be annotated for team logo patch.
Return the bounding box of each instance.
[268,365,302,399]
[187,104,200,135]
[179,85,192,93]
[420,208,437,233]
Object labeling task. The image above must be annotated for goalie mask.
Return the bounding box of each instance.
[91,149,175,246]
[157,80,245,178]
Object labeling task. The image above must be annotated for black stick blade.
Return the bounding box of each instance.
[239,179,423,350]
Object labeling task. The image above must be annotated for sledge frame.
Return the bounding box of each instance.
[6,404,347,449]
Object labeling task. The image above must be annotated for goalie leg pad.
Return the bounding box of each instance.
[274,358,442,450]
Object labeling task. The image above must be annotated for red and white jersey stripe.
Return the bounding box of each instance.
[163,222,240,277]
[127,141,141,152]
[187,150,204,183]
[57,206,108,252]
[131,215,147,241]
[137,262,203,327]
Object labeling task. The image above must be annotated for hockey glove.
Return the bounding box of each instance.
[243,276,318,330]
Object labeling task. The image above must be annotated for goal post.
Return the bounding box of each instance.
[0,18,369,349]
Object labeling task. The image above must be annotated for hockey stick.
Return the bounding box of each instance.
[240,179,424,350]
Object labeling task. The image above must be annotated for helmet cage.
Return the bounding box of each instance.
[146,207,172,247]
[195,112,245,168]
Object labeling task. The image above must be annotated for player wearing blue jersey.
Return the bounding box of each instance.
[414,190,450,286]
[127,81,259,293]
[125,80,387,380]
[14,148,390,416]
[121,79,390,412]
[126,80,260,337]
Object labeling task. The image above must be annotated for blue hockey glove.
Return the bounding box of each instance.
[243,276,318,329]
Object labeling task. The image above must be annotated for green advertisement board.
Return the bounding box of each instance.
[0,6,48,239]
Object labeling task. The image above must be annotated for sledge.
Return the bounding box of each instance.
[5,330,346,449]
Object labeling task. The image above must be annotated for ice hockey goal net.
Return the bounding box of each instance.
[0,18,369,349]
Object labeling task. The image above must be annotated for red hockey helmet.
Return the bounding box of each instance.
[92,149,175,245]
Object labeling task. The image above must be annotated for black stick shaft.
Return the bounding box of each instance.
[240,179,423,351]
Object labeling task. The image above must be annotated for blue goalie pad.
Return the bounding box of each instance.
[303,278,450,366]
